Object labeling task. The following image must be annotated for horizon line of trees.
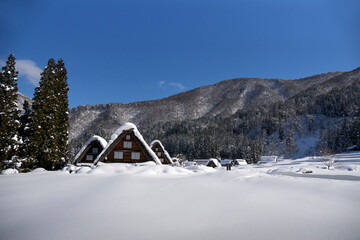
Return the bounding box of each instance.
[0,54,69,171]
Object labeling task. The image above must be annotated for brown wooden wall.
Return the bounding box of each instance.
[105,130,151,163]
[78,141,104,163]
[151,142,171,164]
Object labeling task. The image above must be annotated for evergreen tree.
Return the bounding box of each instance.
[353,117,360,147]
[0,54,20,168]
[18,100,32,159]
[29,59,58,170]
[249,138,263,164]
[29,58,69,170]
[53,59,69,168]
[285,130,297,155]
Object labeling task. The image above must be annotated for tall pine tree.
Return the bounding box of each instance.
[29,58,69,170]
[30,59,57,169]
[0,54,20,168]
[53,59,69,168]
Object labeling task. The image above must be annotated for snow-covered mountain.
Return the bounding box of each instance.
[17,92,32,110]
[69,71,342,139]
[68,67,360,158]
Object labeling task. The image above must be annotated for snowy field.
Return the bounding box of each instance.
[1,152,360,240]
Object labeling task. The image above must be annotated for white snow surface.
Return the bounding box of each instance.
[94,122,161,165]
[1,168,19,175]
[260,155,278,163]
[150,139,174,165]
[73,135,107,164]
[0,152,360,240]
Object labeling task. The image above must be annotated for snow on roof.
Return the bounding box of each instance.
[73,135,107,164]
[259,156,278,163]
[194,158,221,167]
[220,159,233,165]
[150,140,174,165]
[94,122,161,165]
[234,159,248,165]
[209,158,222,167]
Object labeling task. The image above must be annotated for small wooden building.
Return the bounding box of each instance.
[73,135,107,165]
[233,159,248,166]
[150,140,174,165]
[220,159,234,167]
[193,158,221,168]
[94,122,161,165]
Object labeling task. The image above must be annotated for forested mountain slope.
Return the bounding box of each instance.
[69,68,360,160]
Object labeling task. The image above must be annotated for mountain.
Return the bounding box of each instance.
[17,92,32,110]
[68,67,360,159]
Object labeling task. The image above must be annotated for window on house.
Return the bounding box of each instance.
[92,148,98,154]
[131,152,140,160]
[114,151,123,159]
[157,152,161,157]
[155,148,158,151]
[123,141,132,148]
[86,155,93,161]
[159,158,164,163]
[126,135,130,140]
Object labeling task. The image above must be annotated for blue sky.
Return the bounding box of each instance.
[0,0,359,108]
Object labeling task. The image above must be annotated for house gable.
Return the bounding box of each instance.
[150,140,174,165]
[105,130,150,163]
[94,123,161,165]
[73,135,107,165]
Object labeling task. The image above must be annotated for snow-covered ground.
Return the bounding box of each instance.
[1,152,360,240]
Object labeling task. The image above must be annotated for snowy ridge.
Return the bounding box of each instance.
[150,140,174,165]
[72,135,107,164]
[94,122,161,165]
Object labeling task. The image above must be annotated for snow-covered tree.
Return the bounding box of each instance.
[0,54,20,168]
[29,58,69,170]
[285,130,297,156]
[53,59,69,167]
[18,100,32,159]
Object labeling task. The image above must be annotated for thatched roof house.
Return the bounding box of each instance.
[150,140,174,165]
[94,122,161,165]
[73,135,107,165]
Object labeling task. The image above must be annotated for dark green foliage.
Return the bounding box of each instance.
[285,130,297,156]
[53,59,69,165]
[327,118,360,153]
[18,100,32,159]
[0,54,20,168]
[29,58,69,170]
